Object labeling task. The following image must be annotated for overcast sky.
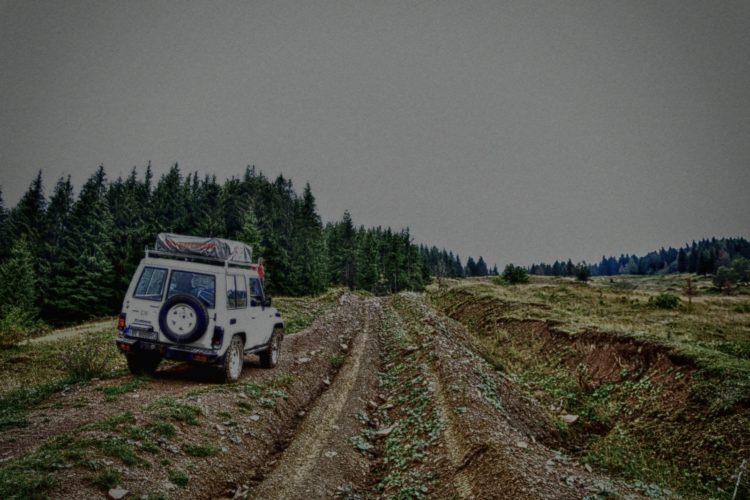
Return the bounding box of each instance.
[1,0,748,267]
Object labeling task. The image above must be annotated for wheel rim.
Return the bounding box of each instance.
[228,340,242,379]
[167,304,196,334]
[271,335,279,364]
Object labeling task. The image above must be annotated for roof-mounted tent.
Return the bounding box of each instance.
[147,233,257,269]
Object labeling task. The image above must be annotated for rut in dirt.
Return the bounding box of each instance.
[243,296,383,499]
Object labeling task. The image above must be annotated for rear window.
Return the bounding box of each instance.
[134,267,167,300]
[167,270,216,308]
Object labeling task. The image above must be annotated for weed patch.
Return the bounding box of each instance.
[183,443,218,457]
[100,376,148,401]
[92,468,121,491]
[168,468,189,487]
[0,379,72,430]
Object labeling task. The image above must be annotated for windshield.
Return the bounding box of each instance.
[167,270,216,308]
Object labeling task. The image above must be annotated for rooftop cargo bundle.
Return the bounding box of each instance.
[154,233,253,264]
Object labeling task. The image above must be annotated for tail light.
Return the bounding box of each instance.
[117,313,126,331]
[212,326,224,349]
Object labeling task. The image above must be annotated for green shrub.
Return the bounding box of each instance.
[0,305,39,347]
[183,443,218,457]
[168,468,189,487]
[330,353,345,369]
[59,338,111,381]
[92,468,121,491]
[650,293,680,310]
[501,264,529,285]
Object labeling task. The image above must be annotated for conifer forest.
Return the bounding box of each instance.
[0,164,477,327]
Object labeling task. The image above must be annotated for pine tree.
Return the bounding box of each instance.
[47,166,115,322]
[355,229,379,292]
[289,183,328,295]
[150,163,187,233]
[9,171,50,310]
[465,257,477,277]
[0,187,10,260]
[43,176,75,312]
[0,236,38,316]
[237,209,263,257]
[476,256,488,276]
[221,177,248,239]
[0,236,39,344]
[195,175,226,237]
[107,168,152,308]
[676,248,687,273]
[338,211,356,289]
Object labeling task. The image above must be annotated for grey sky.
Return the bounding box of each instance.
[1,0,748,267]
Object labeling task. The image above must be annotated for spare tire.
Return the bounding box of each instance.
[159,293,209,343]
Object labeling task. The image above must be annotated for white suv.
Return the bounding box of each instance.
[116,234,283,382]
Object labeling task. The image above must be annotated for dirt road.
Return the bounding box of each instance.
[0,293,642,499]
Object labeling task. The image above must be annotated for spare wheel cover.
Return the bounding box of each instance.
[159,293,209,343]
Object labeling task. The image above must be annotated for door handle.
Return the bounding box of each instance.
[230,318,237,325]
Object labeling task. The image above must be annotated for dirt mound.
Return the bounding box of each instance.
[387,294,639,499]
[434,286,749,497]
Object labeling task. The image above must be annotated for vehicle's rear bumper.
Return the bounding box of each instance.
[116,337,222,364]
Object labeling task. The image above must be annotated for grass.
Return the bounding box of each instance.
[168,467,189,487]
[0,330,302,498]
[0,379,73,430]
[149,399,202,426]
[0,329,124,430]
[274,288,343,334]
[428,275,750,498]
[92,468,121,491]
[183,443,218,457]
[0,288,331,426]
[100,376,149,401]
[329,353,345,369]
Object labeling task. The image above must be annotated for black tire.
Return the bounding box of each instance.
[259,327,283,369]
[126,352,161,376]
[158,293,209,343]
[223,335,244,383]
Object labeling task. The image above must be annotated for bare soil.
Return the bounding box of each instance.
[2,292,662,499]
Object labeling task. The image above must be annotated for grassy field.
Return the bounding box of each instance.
[0,292,338,431]
[429,274,750,498]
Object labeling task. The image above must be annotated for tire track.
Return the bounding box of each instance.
[247,297,379,499]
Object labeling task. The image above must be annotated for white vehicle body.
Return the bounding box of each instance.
[116,235,283,381]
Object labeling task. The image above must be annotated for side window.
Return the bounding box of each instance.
[134,267,167,301]
[168,271,215,309]
[236,275,247,308]
[227,275,248,310]
[226,275,237,309]
[249,278,263,306]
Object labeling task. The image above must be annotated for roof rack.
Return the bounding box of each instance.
[145,247,261,271]
[149,233,257,267]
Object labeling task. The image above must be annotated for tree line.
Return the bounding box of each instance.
[528,237,750,283]
[0,164,482,329]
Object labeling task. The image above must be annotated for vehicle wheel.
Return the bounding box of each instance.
[259,327,283,369]
[158,293,209,343]
[223,335,244,383]
[126,352,161,375]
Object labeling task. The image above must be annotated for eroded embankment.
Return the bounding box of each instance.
[431,286,750,497]
[369,294,640,499]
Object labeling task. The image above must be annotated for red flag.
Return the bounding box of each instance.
[257,257,265,282]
